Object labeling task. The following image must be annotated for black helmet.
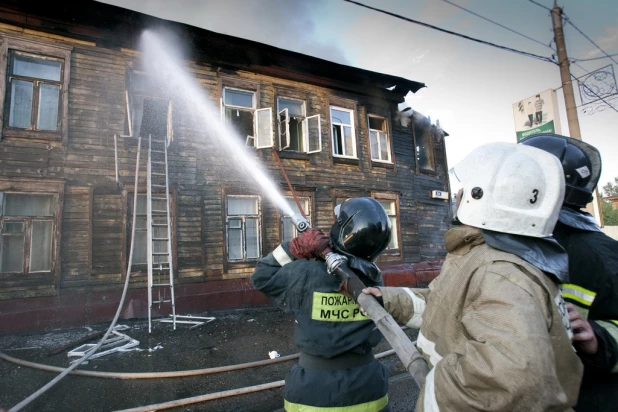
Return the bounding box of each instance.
[330,197,392,261]
[519,133,601,208]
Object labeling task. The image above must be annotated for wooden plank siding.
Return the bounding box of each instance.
[0,10,450,303]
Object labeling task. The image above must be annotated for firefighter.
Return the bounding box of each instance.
[520,133,618,412]
[251,197,391,412]
[363,142,583,411]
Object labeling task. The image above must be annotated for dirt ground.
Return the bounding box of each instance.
[0,306,420,411]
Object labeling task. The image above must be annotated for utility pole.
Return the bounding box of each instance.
[551,1,581,139]
[551,1,604,225]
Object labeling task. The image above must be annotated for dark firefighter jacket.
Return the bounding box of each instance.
[251,242,389,412]
[554,208,618,412]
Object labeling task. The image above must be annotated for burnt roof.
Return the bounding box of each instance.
[0,0,425,100]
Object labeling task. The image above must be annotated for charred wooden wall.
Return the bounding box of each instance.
[0,20,450,302]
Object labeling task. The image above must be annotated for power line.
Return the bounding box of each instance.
[572,53,618,63]
[442,0,554,51]
[342,0,556,64]
[563,14,618,67]
[527,0,552,13]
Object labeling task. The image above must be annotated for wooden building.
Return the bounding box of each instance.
[0,1,450,332]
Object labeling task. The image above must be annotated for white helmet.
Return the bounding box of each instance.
[452,142,565,238]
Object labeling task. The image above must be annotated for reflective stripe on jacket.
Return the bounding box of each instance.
[553,220,618,411]
[251,242,388,411]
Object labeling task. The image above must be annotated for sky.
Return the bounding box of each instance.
[99,0,618,192]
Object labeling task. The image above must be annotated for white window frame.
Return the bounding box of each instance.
[280,196,311,243]
[330,106,357,159]
[375,197,400,252]
[225,195,262,262]
[277,97,306,151]
[368,115,392,163]
[222,87,273,149]
[0,192,57,274]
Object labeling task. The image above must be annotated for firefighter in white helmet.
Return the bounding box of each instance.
[364,142,583,411]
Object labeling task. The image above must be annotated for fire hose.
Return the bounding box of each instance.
[289,214,430,388]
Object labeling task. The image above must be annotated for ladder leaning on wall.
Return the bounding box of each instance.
[146,135,176,333]
[113,133,214,333]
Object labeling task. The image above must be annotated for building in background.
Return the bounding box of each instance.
[0,0,450,332]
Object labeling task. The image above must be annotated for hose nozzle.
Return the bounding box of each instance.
[290,213,311,233]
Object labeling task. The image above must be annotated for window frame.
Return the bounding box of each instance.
[0,178,64,287]
[280,195,312,243]
[413,119,436,173]
[224,194,262,263]
[372,193,401,255]
[329,106,357,159]
[367,114,392,164]
[277,96,306,152]
[222,86,257,146]
[125,68,174,145]
[0,35,71,144]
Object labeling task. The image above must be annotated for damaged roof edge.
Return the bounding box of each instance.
[0,0,426,98]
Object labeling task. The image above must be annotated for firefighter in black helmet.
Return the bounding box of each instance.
[520,133,618,412]
[251,197,391,412]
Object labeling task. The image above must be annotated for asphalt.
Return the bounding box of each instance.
[0,306,420,412]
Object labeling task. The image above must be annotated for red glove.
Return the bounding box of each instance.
[289,228,330,259]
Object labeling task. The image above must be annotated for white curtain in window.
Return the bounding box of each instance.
[227,198,257,215]
[4,194,54,217]
[37,84,60,131]
[9,80,33,128]
[245,218,259,259]
[30,220,52,271]
[0,222,24,273]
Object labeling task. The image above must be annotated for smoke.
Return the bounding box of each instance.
[98,0,349,64]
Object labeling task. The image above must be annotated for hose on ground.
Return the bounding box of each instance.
[114,380,287,412]
[0,349,397,380]
[111,349,403,412]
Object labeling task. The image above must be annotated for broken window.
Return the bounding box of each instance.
[278,97,321,153]
[377,199,399,251]
[222,88,273,149]
[415,122,435,171]
[368,116,391,163]
[0,193,55,273]
[126,70,173,141]
[330,107,356,158]
[226,196,261,261]
[280,197,311,243]
[5,51,63,133]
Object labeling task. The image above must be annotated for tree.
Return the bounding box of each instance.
[601,176,618,226]
[602,177,618,197]
[601,201,618,226]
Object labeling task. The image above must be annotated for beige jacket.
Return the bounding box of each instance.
[381,226,583,412]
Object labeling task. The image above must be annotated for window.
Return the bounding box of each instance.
[278,97,321,153]
[330,107,356,158]
[378,200,399,251]
[223,87,273,148]
[0,37,71,142]
[415,122,435,171]
[0,193,55,273]
[129,194,169,266]
[368,116,391,163]
[226,196,261,261]
[280,197,311,243]
[126,70,173,141]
